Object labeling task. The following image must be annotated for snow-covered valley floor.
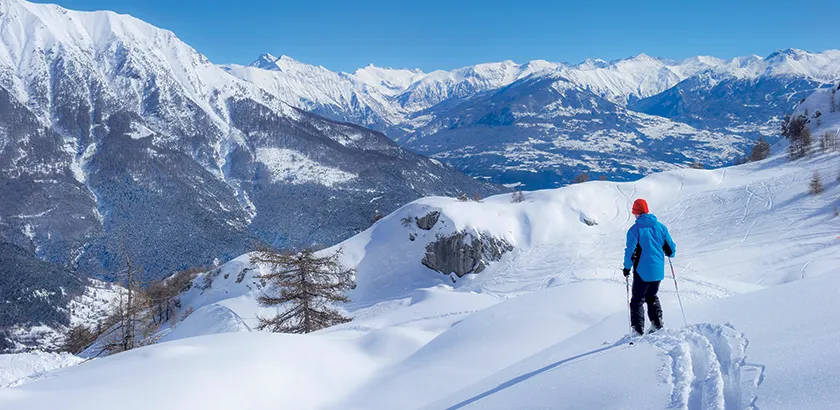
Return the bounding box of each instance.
[1,151,838,410]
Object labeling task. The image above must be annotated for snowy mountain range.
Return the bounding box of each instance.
[0,0,502,286]
[226,49,840,187]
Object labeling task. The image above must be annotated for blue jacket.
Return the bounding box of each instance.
[623,213,676,282]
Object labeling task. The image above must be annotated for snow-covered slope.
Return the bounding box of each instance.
[792,82,840,135]
[0,352,83,388]
[2,144,838,408]
[424,273,840,410]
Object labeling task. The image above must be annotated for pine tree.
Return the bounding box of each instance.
[809,172,824,195]
[251,247,354,333]
[782,114,811,160]
[749,136,771,161]
[793,127,813,159]
[831,88,836,113]
[511,189,525,203]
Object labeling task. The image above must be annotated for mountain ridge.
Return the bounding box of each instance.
[240,47,840,108]
[0,0,504,280]
[225,47,839,187]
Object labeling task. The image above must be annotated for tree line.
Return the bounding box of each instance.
[62,244,356,355]
[61,248,203,356]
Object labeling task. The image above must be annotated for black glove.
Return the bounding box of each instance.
[622,268,630,278]
[663,242,674,258]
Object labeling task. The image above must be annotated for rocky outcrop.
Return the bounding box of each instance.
[416,211,441,230]
[421,232,513,277]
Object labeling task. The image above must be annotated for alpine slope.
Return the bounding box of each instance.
[2,111,839,409]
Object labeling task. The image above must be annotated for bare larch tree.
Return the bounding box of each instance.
[251,247,355,333]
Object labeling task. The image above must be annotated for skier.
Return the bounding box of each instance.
[623,198,676,336]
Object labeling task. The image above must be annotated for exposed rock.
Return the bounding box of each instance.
[235,268,250,284]
[582,214,598,226]
[416,211,441,230]
[421,232,513,277]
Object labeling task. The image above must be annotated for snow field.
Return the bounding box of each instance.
[427,271,840,410]
[2,147,839,409]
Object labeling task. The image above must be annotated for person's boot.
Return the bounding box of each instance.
[646,296,664,331]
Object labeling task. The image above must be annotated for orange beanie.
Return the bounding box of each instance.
[632,199,649,215]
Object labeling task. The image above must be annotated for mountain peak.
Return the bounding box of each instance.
[628,52,658,63]
[246,54,313,71]
[249,53,280,69]
[577,58,609,69]
[765,48,808,62]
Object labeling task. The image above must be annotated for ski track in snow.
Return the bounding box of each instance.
[759,181,773,210]
[641,324,764,410]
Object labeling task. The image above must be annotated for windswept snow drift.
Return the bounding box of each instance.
[0,352,83,388]
[158,304,251,343]
[1,146,839,408]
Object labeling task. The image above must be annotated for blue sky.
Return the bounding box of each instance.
[34,0,840,72]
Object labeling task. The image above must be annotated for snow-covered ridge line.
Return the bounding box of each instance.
[237,48,840,111]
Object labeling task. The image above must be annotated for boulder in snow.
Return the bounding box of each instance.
[416,211,441,230]
[421,232,513,277]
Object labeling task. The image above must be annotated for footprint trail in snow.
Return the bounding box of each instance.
[635,324,765,410]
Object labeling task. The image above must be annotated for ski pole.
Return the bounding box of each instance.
[668,257,688,327]
[625,274,633,344]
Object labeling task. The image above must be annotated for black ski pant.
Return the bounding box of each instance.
[630,271,663,334]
